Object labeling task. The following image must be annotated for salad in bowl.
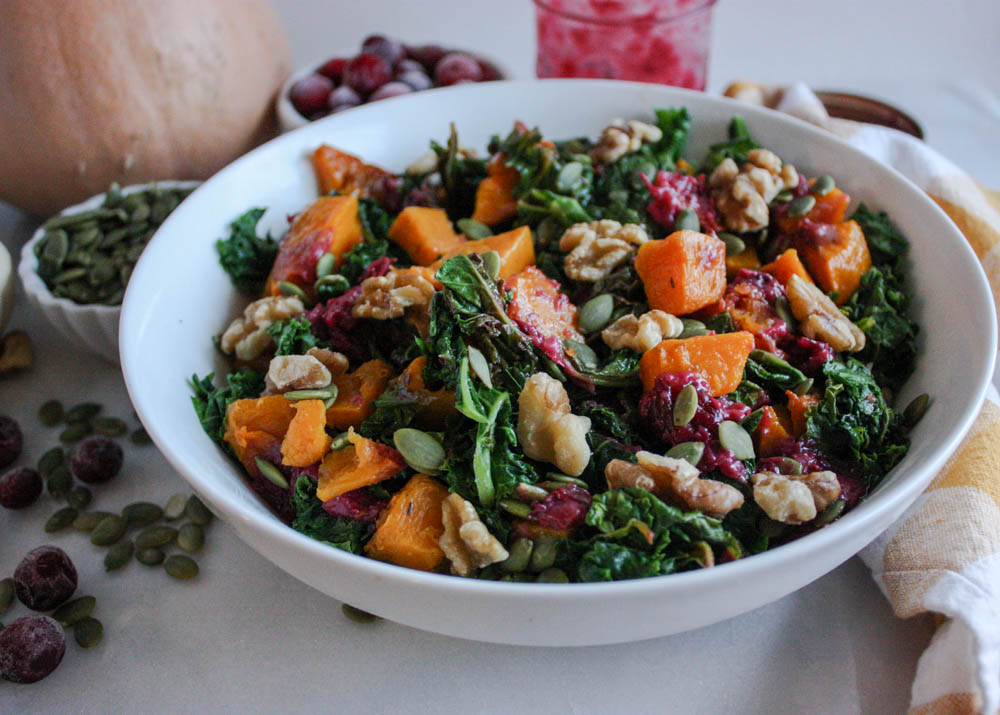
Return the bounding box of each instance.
[191,107,925,584]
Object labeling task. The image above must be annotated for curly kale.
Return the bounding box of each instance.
[701,116,758,173]
[337,198,409,284]
[215,208,279,295]
[266,316,320,356]
[290,477,370,554]
[190,369,265,446]
[433,123,488,220]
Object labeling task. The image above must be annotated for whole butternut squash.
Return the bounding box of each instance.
[0,0,291,215]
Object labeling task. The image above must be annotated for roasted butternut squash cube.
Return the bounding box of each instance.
[635,230,727,315]
[365,473,450,572]
[387,206,466,265]
[326,359,394,430]
[639,332,755,396]
[431,225,536,279]
[316,429,406,501]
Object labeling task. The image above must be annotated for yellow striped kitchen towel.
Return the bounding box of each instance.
[728,81,1000,715]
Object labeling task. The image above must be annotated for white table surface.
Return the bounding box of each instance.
[2,1,997,712]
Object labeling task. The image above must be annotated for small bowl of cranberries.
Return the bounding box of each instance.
[277,34,506,132]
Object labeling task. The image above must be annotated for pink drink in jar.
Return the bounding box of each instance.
[535,0,717,90]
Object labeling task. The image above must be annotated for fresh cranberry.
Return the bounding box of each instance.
[323,489,387,525]
[478,60,503,81]
[361,35,405,66]
[0,616,66,684]
[406,44,446,71]
[343,53,392,95]
[0,467,42,509]
[369,81,413,101]
[316,57,348,82]
[0,415,22,469]
[289,73,334,118]
[13,546,77,611]
[396,70,433,92]
[434,53,484,86]
[327,85,361,112]
[529,485,592,530]
[70,436,122,484]
[643,171,721,235]
[395,58,425,75]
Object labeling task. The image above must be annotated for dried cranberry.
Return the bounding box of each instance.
[0,415,22,469]
[0,616,66,684]
[13,546,77,611]
[0,467,42,509]
[323,489,387,525]
[360,35,405,66]
[434,53,484,85]
[289,73,334,118]
[316,57,348,82]
[369,81,413,102]
[643,170,721,235]
[396,70,433,92]
[70,436,122,484]
[529,485,592,530]
[327,85,361,112]
[406,44,446,71]
[343,53,392,95]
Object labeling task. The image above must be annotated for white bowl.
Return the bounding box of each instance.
[19,181,199,363]
[120,80,997,646]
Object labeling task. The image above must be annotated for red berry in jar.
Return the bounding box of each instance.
[70,436,123,484]
[343,52,392,95]
[406,44,446,71]
[0,467,42,509]
[0,616,66,684]
[360,35,405,66]
[369,81,413,102]
[0,415,23,469]
[13,546,77,611]
[289,73,334,117]
[396,70,432,92]
[434,52,484,86]
[316,56,348,82]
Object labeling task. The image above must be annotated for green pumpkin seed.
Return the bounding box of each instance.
[535,568,569,583]
[65,402,102,422]
[811,174,835,197]
[537,480,575,491]
[774,190,794,203]
[59,421,92,443]
[564,339,598,371]
[45,507,79,533]
[666,441,705,467]
[480,250,502,280]
[500,538,533,573]
[674,208,700,232]
[778,457,803,475]
[814,498,846,526]
[314,274,350,299]
[792,377,814,395]
[673,384,699,426]
[53,596,96,627]
[121,502,164,527]
[66,485,92,510]
[90,515,127,546]
[277,280,308,302]
[177,523,205,553]
[467,346,492,388]
[135,547,165,566]
[903,393,930,428]
[0,578,14,614]
[718,420,755,460]
[163,493,188,520]
[73,617,103,648]
[787,195,816,217]
[528,537,557,572]
[774,295,796,327]
[37,446,65,475]
[135,525,177,550]
[536,216,560,245]
[40,230,70,268]
[39,400,64,427]
[314,252,337,279]
[185,495,213,525]
[740,407,765,435]
[47,466,73,498]
[104,540,134,571]
[93,417,127,437]
[499,499,531,519]
[73,511,114,532]
[456,218,493,240]
[329,432,351,451]
[283,386,338,402]
[578,294,615,334]
[164,555,199,580]
[750,349,806,383]
[556,161,584,192]
[129,427,152,445]
[679,318,709,339]
[254,457,289,489]
[718,232,746,256]
[544,473,589,488]
[341,604,377,623]
[393,428,446,475]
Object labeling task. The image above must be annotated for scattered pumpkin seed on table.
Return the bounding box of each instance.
[59,421,92,443]
[65,402,102,423]
[135,525,177,550]
[90,515,128,546]
[37,446,64,475]
[93,417,127,437]
[45,507,79,533]
[53,596,96,627]
[47,466,72,498]
[66,485,92,510]
[177,523,205,553]
[105,541,135,571]
[341,604,377,624]
[73,511,114,531]
[73,617,104,648]
[121,502,164,527]
[136,548,165,566]
[164,555,199,580]
[38,400,64,426]
[163,493,187,520]
[184,495,213,526]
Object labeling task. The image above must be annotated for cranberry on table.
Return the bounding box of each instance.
[327,84,361,112]
[0,616,66,684]
[369,81,413,102]
[14,546,77,611]
[342,53,392,95]
[70,436,123,484]
[0,415,23,469]
[316,56,348,82]
[434,52,484,86]
[406,43,446,71]
[396,70,432,92]
[0,467,42,509]
[360,34,405,66]
[289,73,335,118]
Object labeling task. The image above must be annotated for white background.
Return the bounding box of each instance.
[2,0,998,712]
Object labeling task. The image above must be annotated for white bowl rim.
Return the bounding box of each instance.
[123,79,997,602]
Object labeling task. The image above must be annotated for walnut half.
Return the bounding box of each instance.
[265,354,332,394]
[708,149,798,233]
[559,220,648,282]
[786,274,865,352]
[517,372,592,477]
[220,295,305,362]
[601,310,682,353]
[590,118,663,164]
[352,267,436,321]
[751,470,842,524]
[439,493,509,576]
[605,452,744,518]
